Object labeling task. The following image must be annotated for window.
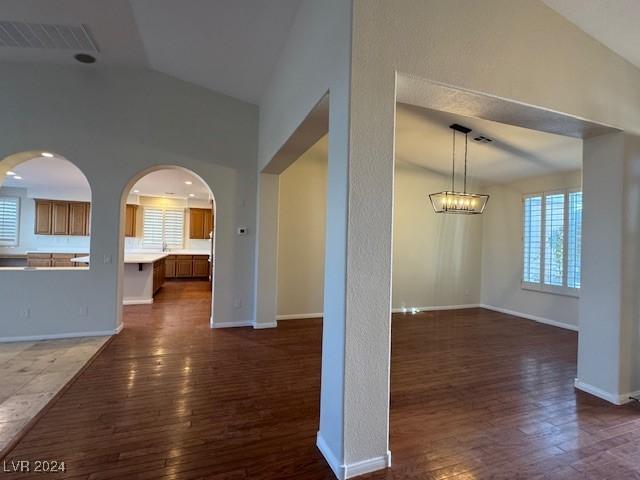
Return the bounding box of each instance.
[0,196,19,246]
[143,207,184,248]
[522,189,582,295]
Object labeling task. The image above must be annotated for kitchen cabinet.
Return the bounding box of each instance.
[152,257,165,295]
[51,202,70,235]
[27,252,86,268]
[34,200,52,234]
[51,253,76,267]
[165,256,176,277]
[193,256,210,277]
[124,204,137,237]
[176,257,193,277]
[189,208,213,239]
[164,254,210,279]
[68,202,88,236]
[35,199,91,236]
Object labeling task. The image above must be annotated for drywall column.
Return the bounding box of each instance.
[577,132,639,403]
[317,68,395,480]
[253,173,279,328]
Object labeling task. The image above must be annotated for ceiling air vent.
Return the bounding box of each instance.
[0,21,98,52]
[473,135,493,144]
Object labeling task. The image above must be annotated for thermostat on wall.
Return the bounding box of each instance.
[237,227,248,236]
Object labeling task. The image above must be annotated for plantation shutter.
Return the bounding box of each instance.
[163,208,184,248]
[544,193,565,287]
[523,195,542,284]
[0,197,19,246]
[143,207,163,247]
[567,191,582,289]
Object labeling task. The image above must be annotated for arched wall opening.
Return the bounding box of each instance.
[0,150,92,270]
[117,165,217,328]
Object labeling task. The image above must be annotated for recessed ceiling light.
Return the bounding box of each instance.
[13,176,22,180]
[41,152,54,157]
[184,181,193,185]
[189,193,195,197]
[133,189,140,193]
[6,171,16,176]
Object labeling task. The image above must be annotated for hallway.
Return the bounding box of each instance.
[2,286,640,479]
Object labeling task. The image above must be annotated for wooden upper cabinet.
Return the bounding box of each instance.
[51,202,70,235]
[189,208,212,239]
[35,199,91,236]
[34,200,52,234]
[124,204,137,237]
[68,202,87,236]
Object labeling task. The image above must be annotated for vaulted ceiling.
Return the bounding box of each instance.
[0,1,638,106]
[0,0,300,104]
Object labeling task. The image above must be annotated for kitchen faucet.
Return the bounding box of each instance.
[162,241,168,252]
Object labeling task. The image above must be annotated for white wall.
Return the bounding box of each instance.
[481,170,582,328]
[0,63,258,340]
[277,150,483,317]
[277,138,327,317]
[0,186,91,254]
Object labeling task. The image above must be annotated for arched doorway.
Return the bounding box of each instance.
[0,150,92,270]
[117,165,216,328]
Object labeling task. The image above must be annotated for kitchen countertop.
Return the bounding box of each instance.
[72,252,172,264]
[25,250,90,254]
[126,249,210,256]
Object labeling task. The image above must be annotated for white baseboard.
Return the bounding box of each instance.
[345,450,391,479]
[479,304,578,332]
[316,431,391,479]
[392,304,480,314]
[123,298,153,305]
[211,320,254,329]
[316,432,343,479]
[254,322,278,329]
[574,379,640,405]
[277,306,480,321]
[277,312,323,320]
[0,326,122,343]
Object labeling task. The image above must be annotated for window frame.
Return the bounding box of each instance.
[521,187,581,298]
[0,195,20,247]
[142,206,185,249]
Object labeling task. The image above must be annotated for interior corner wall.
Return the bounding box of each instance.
[480,170,582,328]
[257,0,353,473]
[0,63,258,340]
[277,153,483,318]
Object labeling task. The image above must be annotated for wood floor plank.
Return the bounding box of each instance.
[2,283,639,479]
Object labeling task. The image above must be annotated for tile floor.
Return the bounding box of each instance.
[0,336,109,454]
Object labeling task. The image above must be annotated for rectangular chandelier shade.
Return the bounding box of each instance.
[429,191,489,214]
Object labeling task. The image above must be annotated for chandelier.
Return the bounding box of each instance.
[429,123,489,214]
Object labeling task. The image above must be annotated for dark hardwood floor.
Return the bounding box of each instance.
[2,282,639,479]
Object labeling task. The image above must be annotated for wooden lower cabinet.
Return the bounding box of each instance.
[164,254,210,279]
[152,258,165,295]
[193,256,210,277]
[176,257,193,277]
[27,252,86,268]
[165,256,176,277]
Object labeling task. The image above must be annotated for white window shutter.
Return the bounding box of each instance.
[0,197,19,246]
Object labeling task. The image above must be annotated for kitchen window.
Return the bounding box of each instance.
[142,207,184,249]
[0,196,19,247]
[522,189,582,296]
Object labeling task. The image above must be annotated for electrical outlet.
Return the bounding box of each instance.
[234,299,242,309]
[79,306,88,317]
[103,254,112,264]
[19,308,30,319]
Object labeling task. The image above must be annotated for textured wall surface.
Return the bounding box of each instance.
[0,63,258,339]
[481,170,582,327]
